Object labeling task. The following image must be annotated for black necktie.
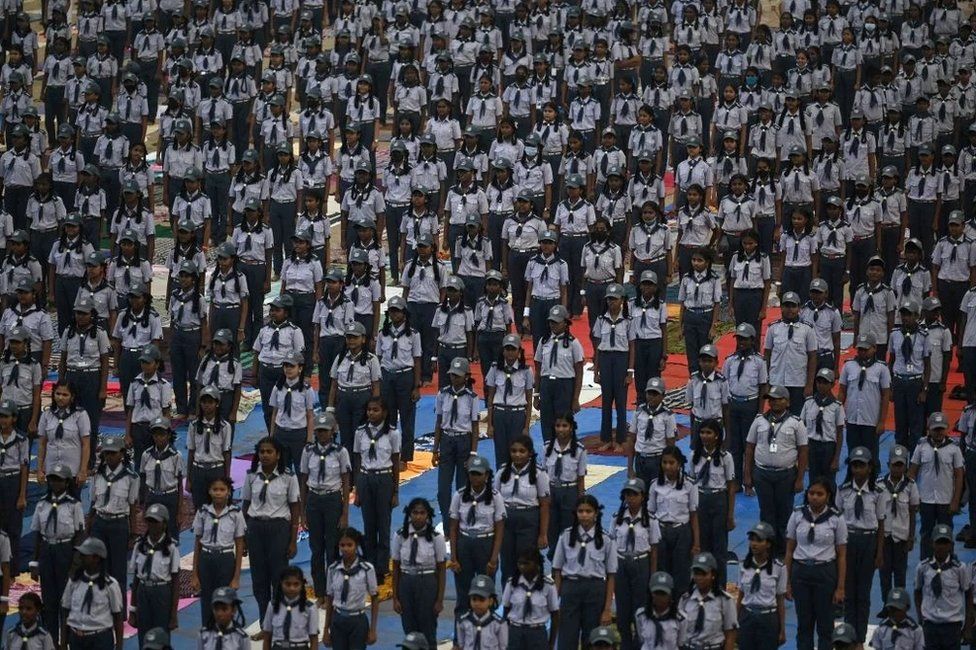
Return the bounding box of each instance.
[802,506,832,543]
[750,567,762,593]
[931,560,945,598]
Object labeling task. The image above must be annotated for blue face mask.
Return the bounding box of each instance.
[745,75,758,85]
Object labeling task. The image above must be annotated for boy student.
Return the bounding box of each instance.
[909,412,964,560]
[887,298,932,453]
[839,333,891,470]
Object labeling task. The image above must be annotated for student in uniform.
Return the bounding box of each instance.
[591,283,634,450]
[922,296,953,418]
[47,214,95,338]
[0,401,26,575]
[869,587,926,650]
[727,230,771,337]
[0,278,54,369]
[168,261,208,417]
[784,478,847,650]
[253,294,306,431]
[328,322,381,467]
[737,521,787,648]
[634,572,682,650]
[765,292,819,415]
[677,247,722,375]
[545,413,587,562]
[323,528,381,649]
[612,478,661,649]
[852,257,897,360]
[433,276,475,389]
[744,386,809,555]
[124,344,173,469]
[55,299,106,468]
[199,587,249,650]
[60,537,124,650]
[552,494,617,650]
[522,230,569,348]
[836,447,888,645]
[484,334,534,467]
[241,436,300,622]
[189,474,245,622]
[87,436,138,614]
[185,386,234,512]
[909,412,964,559]
[630,271,668,406]
[913,523,971,648]
[501,547,559,650]
[6,592,56,650]
[879,445,919,602]
[685,344,730,445]
[401,234,448,384]
[260,566,318,650]
[800,368,846,484]
[432,357,479,522]
[473,270,513,370]
[28,464,84,644]
[723,324,767,483]
[0,325,43,436]
[888,298,932,452]
[494,435,550,584]
[232,198,274,348]
[628,377,675,487]
[448,456,505,618]
[139,418,185,540]
[268,351,314,473]
[314,267,355,408]
[207,243,250,341]
[692,418,736,587]
[128,504,180,645]
[392,498,447,647]
[111,283,163,405]
[195,331,243,427]
[648,445,699,590]
[455,574,508,650]
[678,552,738,650]
[533,305,584,442]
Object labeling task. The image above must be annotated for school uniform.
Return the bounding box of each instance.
[433,383,478,521]
[138,444,185,538]
[779,229,818,302]
[484,362,533,467]
[799,394,845,483]
[254,319,305,429]
[62,570,124,648]
[129,535,180,644]
[449,486,506,615]
[763,318,817,415]
[4,621,55,650]
[195,352,242,426]
[0,303,55,366]
[401,258,449,382]
[167,288,206,415]
[678,270,722,375]
[30,493,84,643]
[837,479,889,642]
[474,295,513,370]
[353,423,400,579]
[694,448,736,585]
[207,268,250,344]
[787,504,847,649]
[911,437,964,559]
[432,303,474,390]
[635,607,683,649]
[550,201,593,315]
[552,525,617,650]
[330,350,381,466]
[678,588,737,650]
[326,558,379,649]
[343,272,381,341]
[0,351,42,433]
[261,596,318,648]
[879,473,919,601]
[107,257,150,310]
[269,378,314,474]
[392,525,446,646]
[870,615,926,650]
[501,574,558,649]
[612,508,662,649]
[524,253,569,347]
[891,263,932,325]
[738,558,787,647]
[495,463,550,584]
[840,358,892,466]
[592,312,634,444]
[888,326,931,452]
[648,473,698,590]
[191,503,245,621]
[89,463,139,612]
[747,412,808,554]
[125,373,174,468]
[242,467,300,620]
[914,556,971,647]
[533,332,584,441]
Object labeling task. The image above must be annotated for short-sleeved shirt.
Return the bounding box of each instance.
[326,559,378,612]
[449,487,506,536]
[764,320,817,387]
[62,574,123,630]
[552,526,618,578]
[241,469,299,520]
[90,465,139,517]
[128,536,180,583]
[391,525,447,573]
[880,475,920,542]
[799,396,845,443]
[839,359,892,426]
[648,477,699,525]
[738,559,787,609]
[353,423,402,470]
[678,591,737,648]
[330,351,381,390]
[746,412,809,469]
[914,558,971,623]
[261,599,318,642]
[785,506,848,562]
[837,480,890,531]
[192,503,246,551]
[910,437,964,504]
[31,494,85,543]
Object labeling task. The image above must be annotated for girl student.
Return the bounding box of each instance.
[552,494,617,650]
[314,267,356,408]
[259,566,318,650]
[592,283,635,452]
[629,200,672,300]
[432,356,479,522]
[0,402,26,571]
[544,413,587,563]
[253,294,305,431]
[268,351,315,474]
[836,446,887,645]
[200,587,249,650]
[0,325,42,436]
[777,208,818,303]
[737,521,787,648]
[533,305,585,442]
[433,276,475,389]
[124,344,173,468]
[484,334,534,467]
[281,229,324,372]
[392,498,447,647]
[232,198,273,348]
[454,215,493,309]
[78,252,116,335]
[87,435,139,614]
[109,183,155,260]
[785,477,847,650]
[613,478,662,650]
[677,246,722,375]
[373,296,420,470]
[108,234,152,312]
[473,270,513,365]
[448,455,505,618]
[628,377,676,486]
[37,379,92,480]
[635,572,682,649]
[648,445,700,590]
[0,231,42,306]
[128,504,180,645]
[727,229,771,340]
[327,321,381,467]
[60,537,124,650]
[29,464,83,644]
[168,261,208,418]
[691,418,737,587]
[494,435,551,584]
[208,243,250,342]
[502,547,560,649]
[323,528,381,649]
[456,574,508,650]
[345,248,382,346]
[56,298,107,466]
[195,330,243,426]
[675,184,718,278]
[241,436,300,622]
[112,283,164,408]
[300,412,351,606]
[679,552,738,650]
[48,214,96,338]
[186,385,234,512]
[296,187,332,266]
[879,444,918,603]
[349,218,388,302]
[139,419,185,540]
[190,476,245,623]
[166,219,206,301]
[353,397,401,583]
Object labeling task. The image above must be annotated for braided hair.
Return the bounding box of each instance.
[398,497,436,541]
[544,412,579,460]
[270,566,311,614]
[499,435,539,485]
[657,445,687,490]
[567,494,605,550]
[691,418,725,469]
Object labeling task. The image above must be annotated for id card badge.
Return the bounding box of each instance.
[906,363,916,374]
[769,442,778,453]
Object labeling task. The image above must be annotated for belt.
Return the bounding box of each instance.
[383,366,414,374]
[173,326,202,332]
[849,528,878,535]
[820,252,846,259]
[442,429,472,437]
[562,232,590,238]
[508,505,539,511]
[44,537,76,545]
[334,608,367,617]
[511,248,538,253]
[95,512,129,520]
[881,223,900,229]
[387,201,410,207]
[205,168,231,174]
[853,234,874,241]
[32,226,60,233]
[510,621,547,629]
[552,480,578,488]
[201,546,236,554]
[756,464,793,472]
[909,198,936,203]
[139,579,173,586]
[493,404,527,411]
[148,488,179,495]
[401,569,437,576]
[618,552,650,560]
[71,628,112,637]
[0,469,21,478]
[684,307,713,313]
[894,373,923,381]
[67,365,101,372]
[213,303,241,308]
[338,386,372,392]
[699,487,726,494]
[461,531,494,539]
[795,558,834,566]
[193,461,225,469]
[659,520,688,527]
[745,606,778,614]
[438,342,467,349]
[360,468,392,475]
[638,453,662,459]
[730,394,759,402]
[586,278,614,285]
[308,487,340,496]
